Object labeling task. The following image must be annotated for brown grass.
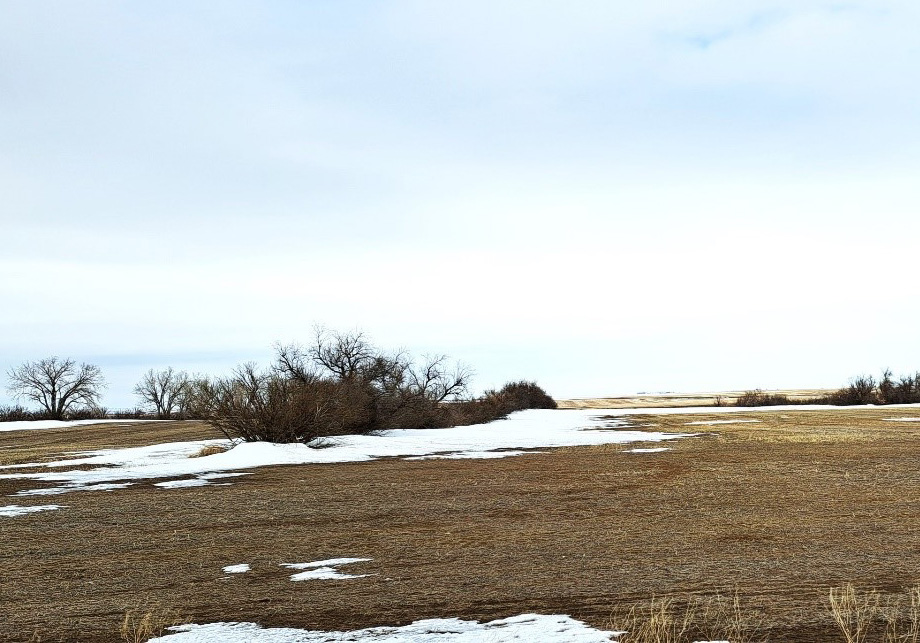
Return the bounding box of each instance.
[3,408,920,641]
[557,389,834,409]
[188,444,230,458]
[119,605,186,643]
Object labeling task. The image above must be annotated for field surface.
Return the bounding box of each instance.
[557,389,834,408]
[3,406,920,641]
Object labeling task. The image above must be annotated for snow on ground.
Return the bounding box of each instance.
[884,417,920,422]
[625,447,670,453]
[149,614,620,642]
[0,419,168,432]
[6,404,907,495]
[283,558,372,581]
[154,473,250,489]
[222,564,250,574]
[0,504,62,517]
[0,409,694,493]
[16,482,133,496]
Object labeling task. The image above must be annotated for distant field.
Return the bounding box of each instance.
[3,406,920,641]
[557,389,835,408]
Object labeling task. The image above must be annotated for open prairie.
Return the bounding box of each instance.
[3,406,920,642]
[557,390,835,409]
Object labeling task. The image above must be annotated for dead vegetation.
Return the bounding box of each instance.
[3,408,920,641]
[119,605,186,643]
[608,591,763,643]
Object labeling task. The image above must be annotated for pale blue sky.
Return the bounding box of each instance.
[2,1,919,407]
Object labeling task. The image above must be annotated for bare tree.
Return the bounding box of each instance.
[406,355,471,402]
[6,357,106,420]
[309,328,375,381]
[133,368,190,419]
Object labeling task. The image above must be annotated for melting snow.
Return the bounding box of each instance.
[148,614,619,642]
[625,447,670,453]
[154,473,250,489]
[283,558,372,581]
[0,504,62,517]
[0,419,169,432]
[222,564,250,574]
[8,404,891,494]
[0,409,693,493]
[884,417,920,422]
[16,481,134,496]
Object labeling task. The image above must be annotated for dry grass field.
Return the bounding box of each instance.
[556,389,834,408]
[3,406,920,641]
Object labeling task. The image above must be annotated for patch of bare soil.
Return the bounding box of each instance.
[2,409,920,641]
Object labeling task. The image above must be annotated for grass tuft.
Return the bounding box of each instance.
[120,604,185,643]
[608,592,762,643]
[189,444,230,458]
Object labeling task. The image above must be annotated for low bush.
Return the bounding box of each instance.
[0,405,52,422]
[111,408,150,419]
[734,390,795,407]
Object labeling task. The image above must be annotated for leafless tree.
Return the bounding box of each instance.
[6,357,106,420]
[309,328,375,381]
[133,368,190,419]
[406,355,471,402]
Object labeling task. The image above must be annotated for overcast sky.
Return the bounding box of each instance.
[2,1,919,408]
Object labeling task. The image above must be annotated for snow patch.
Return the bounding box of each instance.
[155,473,249,489]
[0,419,169,432]
[222,564,250,574]
[283,557,371,581]
[625,447,670,453]
[16,482,133,496]
[404,449,540,460]
[148,614,619,642]
[0,504,62,517]
[884,417,920,422]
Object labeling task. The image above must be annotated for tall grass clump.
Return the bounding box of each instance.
[608,592,762,643]
[829,584,920,643]
[119,604,185,643]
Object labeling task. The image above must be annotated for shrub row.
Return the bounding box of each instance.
[735,370,920,407]
[0,406,151,422]
[191,331,556,444]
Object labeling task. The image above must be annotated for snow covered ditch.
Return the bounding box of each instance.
[0,409,695,495]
